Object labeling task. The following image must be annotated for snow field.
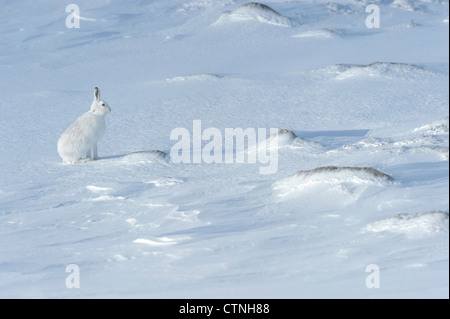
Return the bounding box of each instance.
[0,0,448,298]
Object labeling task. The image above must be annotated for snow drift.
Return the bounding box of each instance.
[334,62,431,80]
[246,129,324,157]
[335,117,449,160]
[391,0,417,12]
[292,28,342,39]
[0,0,448,299]
[165,73,225,83]
[266,129,297,146]
[120,150,167,164]
[273,166,393,205]
[213,2,298,27]
[363,210,449,239]
[266,129,324,150]
[292,166,394,181]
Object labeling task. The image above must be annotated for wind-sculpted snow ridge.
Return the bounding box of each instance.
[326,2,356,14]
[304,62,434,80]
[334,117,449,160]
[292,28,342,39]
[129,150,167,156]
[212,2,299,27]
[414,116,449,136]
[165,73,225,83]
[334,62,433,80]
[391,0,417,12]
[270,129,325,151]
[363,210,449,239]
[273,166,393,204]
[355,0,420,11]
[407,117,449,159]
[120,150,168,164]
[268,129,297,145]
[294,166,394,181]
[249,129,324,153]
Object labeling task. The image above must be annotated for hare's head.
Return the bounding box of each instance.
[90,87,111,116]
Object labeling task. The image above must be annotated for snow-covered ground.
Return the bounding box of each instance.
[0,0,448,298]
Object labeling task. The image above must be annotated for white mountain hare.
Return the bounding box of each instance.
[57,87,111,163]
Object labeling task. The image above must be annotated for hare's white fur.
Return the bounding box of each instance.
[57,87,111,163]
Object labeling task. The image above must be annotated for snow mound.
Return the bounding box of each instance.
[337,137,449,160]
[292,28,342,39]
[413,116,449,136]
[269,129,298,145]
[165,73,224,83]
[128,150,167,156]
[408,117,449,159]
[213,2,298,27]
[293,166,393,181]
[363,210,449,239]
[146,177,185,187]
[273,166,393,203]
[304,64,353,79]
[121,150,167,164]
[304,62,432,80]
[335,117,449,160]
[335,62,430,80]
[253,129,324,152]
[326,2,355,14]
[391,0,417,12]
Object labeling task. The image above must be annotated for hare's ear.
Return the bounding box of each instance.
[94,87,100,101]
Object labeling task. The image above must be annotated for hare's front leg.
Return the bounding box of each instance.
[93,143,99,160]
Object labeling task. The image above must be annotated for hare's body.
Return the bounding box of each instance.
[57,112,106,162]
[58,87,111,163]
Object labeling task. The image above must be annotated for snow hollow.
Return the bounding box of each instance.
[0,0,448,298]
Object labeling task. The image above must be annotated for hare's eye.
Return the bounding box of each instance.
[102,103,105,106]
